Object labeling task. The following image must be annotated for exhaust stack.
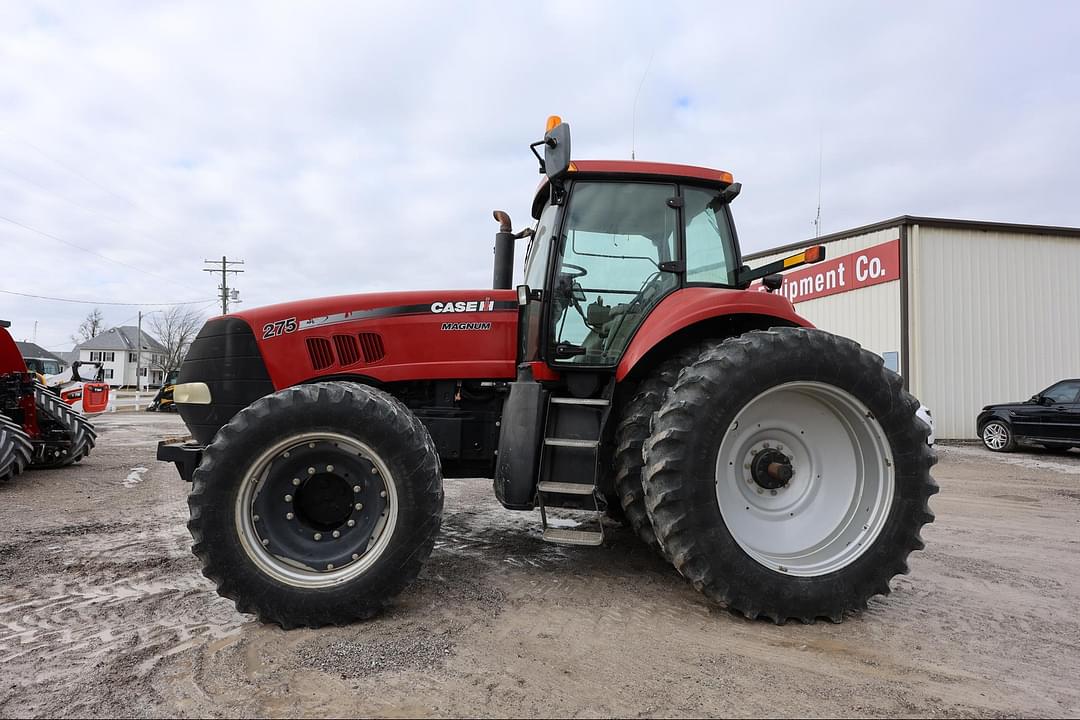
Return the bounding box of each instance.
[492,210,516,290]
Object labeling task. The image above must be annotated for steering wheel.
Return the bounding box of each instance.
[560,263,588,280]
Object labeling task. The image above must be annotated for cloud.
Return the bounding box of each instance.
[1,0,1078,349]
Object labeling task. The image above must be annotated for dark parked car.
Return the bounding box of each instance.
[977,379,1080,452]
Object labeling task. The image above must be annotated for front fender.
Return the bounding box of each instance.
[616,287,811,382]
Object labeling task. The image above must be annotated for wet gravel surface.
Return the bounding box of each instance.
[0,413,1078,717]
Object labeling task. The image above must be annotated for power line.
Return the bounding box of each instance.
[0,289,215,306]
[0,213,180,284]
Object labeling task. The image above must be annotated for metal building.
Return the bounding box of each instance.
[745,216,1080,439]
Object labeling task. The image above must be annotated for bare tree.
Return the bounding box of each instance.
[72,308,105,345]
[147,306,205,374]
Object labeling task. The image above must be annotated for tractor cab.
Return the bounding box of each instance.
[523,166,740,368]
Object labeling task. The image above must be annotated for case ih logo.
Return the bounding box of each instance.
[430,299,496,313]
[754,239,900,304]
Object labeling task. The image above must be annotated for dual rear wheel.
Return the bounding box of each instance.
[616,328,937,622]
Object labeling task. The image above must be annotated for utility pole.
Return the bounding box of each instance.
[136,310,142,400]
[203,256,245,315]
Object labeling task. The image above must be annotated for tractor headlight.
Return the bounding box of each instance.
[173,382,212,405]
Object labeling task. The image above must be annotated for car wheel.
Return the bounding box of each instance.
[981,421,1014,452]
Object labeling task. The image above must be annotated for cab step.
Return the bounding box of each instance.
[537,481,594,495]
[542,527,604,546]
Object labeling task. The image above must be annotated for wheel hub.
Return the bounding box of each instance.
[294,472,354,529]
[750,448,793,490]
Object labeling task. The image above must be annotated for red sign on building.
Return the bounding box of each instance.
[753,239,901,304]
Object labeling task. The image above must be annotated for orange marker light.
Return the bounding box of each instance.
[805,245,826,263]
[545,115,562,132]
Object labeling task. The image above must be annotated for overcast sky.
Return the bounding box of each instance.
[2,1,1078,351]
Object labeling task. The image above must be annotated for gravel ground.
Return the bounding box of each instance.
[1,413,1078,718]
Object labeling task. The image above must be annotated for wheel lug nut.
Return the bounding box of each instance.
[332,530,340,538]
[770,489,778,496]
[314,533,322,541]
[308,467,316,475]
[371,467,378,475]
[308,442,315,448]
[379,490,387,498]
[283,451,290,458]
[326,464,334,472]
[252,514,260,522]
[352,553,360,561]
[284,494,293,503]
[261,538,269,546]
[353,485,362,493]
[327,563,334,570]
[286,512,295,520]
[292,478,301,486]
[756,488,763,494]
[347,519,355,527]
[355,503,363,510]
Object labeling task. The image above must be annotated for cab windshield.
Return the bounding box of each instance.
[549,180,738,365]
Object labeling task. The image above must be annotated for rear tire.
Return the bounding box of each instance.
[642,328,937,623]
[188,381,443,628]
[0,415,33,482]
[613,344,703,558]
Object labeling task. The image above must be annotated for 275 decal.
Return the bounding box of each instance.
[262,317,297,339]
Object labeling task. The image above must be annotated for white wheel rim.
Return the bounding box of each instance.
[714,381,895,577]
[235,431,398,589]
[983,423,1008,450]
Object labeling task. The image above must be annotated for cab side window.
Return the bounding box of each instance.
[683,186,737,286]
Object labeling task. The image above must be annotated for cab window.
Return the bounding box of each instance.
[684,186,737,285]
[551,181,677,365]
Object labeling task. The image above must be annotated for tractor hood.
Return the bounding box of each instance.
[226,289,521,390]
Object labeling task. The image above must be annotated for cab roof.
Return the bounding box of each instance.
[531,160,735,218]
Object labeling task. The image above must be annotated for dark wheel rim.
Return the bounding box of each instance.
[236,432,397,587]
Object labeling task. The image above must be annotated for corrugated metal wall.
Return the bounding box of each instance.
[751,227,903,369]
[908,225,1080,439]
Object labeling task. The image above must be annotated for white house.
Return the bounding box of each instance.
[76,326,168,388]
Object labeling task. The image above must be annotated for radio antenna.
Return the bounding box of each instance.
[812,134,823,237]
[631,50,655,160]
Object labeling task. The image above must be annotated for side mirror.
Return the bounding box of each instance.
[544,122,571,182]
[571,282,587,302]
[1039,395,1054,406]
[762,274,784,293]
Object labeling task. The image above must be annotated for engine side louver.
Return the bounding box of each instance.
[333,334,361,367]
[306,337,335,371]
[358,333,385,363]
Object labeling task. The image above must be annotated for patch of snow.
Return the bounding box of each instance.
[123,466,150,488]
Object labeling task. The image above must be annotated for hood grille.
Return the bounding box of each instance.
[358,333,385,363]
[306,337,335,371]
[307,333,385,371]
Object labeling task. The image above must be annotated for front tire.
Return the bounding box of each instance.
[188,381,443,628]
[642,328,937,623]
[981,420,1014,452]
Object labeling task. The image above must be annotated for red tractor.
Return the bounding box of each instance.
[158,119,936,627]
[1,321,98,481]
